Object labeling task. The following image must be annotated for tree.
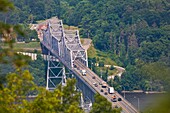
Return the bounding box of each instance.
[28,54,46,86]
[110,65,115,70]
[0,0,14,12]
[90,93,121,113]
[99,61,104,67]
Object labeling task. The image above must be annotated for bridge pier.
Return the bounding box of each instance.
[74,73,96,103]
[46,51,66,90]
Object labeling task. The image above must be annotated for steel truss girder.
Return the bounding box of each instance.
[43,17,88,67]
[46,51,66,90]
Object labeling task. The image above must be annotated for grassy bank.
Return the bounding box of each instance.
[87,45,117,65]
[87,45,119,76]
[14,42,41,49]
[2,42,41,53]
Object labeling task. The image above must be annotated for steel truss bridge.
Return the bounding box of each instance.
[40,17,138,113]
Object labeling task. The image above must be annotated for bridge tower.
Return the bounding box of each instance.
[46,51,67,90]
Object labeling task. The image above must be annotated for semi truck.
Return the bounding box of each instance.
[108,87,114,94]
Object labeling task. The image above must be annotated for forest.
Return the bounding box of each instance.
[0,0,170,112]
[0,0,170,91]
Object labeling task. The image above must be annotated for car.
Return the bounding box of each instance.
[95,84,98,87]
[99,82,102,85]
[100,89,104,92]
[93,82,97,85]
[73,64,77,68]
[93,82,98,87]
[112,98,117,102]
[101,81,107,88]
[104,92,108,95]
[112,95,117,102]
[92,76,96,79]
[118,98,122,101]
[81,70,86,76]
[112,95,116,98]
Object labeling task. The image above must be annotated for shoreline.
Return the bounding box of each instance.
[121,90,166,94]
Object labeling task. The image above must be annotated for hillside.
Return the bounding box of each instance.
[1,0,169,91]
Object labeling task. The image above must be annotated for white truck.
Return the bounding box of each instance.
[108,87,114,94]
[81,69,86,76]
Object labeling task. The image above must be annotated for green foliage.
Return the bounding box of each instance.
[110,65,115,70]
[90,93,121,113]
[28,54,46,86]
[0,70,37,113]
[0,0,14,12]
[99,61,104,67]
[141,62,170,91]
[0,71,83,113]
[59,79,83,113]
[120,65,144,91]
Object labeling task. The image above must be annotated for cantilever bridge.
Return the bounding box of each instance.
[40,17,138,113]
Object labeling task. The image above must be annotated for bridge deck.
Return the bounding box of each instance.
[74,60,138,113]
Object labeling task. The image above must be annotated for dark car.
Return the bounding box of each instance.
[118,98,122,101]
[112,98,117,102]
[104,92,108,95]
[92,76,96,79]
[100,89,104,92]
[73,64,77,68]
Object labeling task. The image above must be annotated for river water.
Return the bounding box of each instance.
[120,92,165,112]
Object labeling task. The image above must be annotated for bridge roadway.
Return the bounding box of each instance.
[41,41,138,113]
[74,60,138,113]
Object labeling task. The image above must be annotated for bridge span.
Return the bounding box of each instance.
[40,17,138,113]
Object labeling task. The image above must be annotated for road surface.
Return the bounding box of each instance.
[74,60,138,113]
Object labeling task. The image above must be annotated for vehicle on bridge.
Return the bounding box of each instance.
[100,89,104,92]
[112,95,117,102]
[118,97,122,101]
[93,82,98,87]
[101,81,107,88]
[92,76,96,79]
[104,92,108,95]
[81,69,86,76]
[108,87,114,94]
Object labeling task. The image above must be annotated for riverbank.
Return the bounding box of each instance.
[121,90,166,94]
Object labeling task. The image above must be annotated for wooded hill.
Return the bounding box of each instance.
[1,0,169,91]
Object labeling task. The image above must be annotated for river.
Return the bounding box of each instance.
[120,92,166,112]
